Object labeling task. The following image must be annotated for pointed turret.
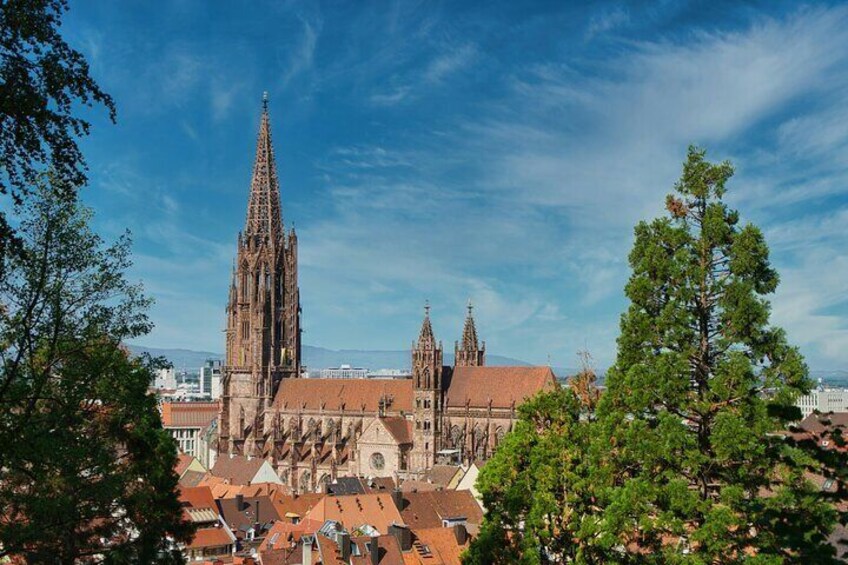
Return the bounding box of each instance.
[244,92,284,243]
[455,299,485,367]
[418,300,436,348]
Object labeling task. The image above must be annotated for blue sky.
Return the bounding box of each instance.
[62,0,848,370]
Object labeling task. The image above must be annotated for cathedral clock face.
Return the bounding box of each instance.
[370,452,385,470]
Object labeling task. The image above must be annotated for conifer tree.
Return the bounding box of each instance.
[594,146,838,562]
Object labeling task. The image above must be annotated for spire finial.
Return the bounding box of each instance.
[467,298,473,317]
[262,91,269,111]
[424,299,431,317]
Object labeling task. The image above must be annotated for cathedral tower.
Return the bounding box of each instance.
[219,95,301,456]
[454,300,485,367]
[410,302,443,473]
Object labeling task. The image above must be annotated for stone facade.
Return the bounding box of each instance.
[219,97,557,493]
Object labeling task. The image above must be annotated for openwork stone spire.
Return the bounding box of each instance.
[418,300,436,347]
[244,92,284,242]
[455,299,485,367]
[461,300,478,351]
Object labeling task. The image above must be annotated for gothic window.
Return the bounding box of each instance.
[326,419,336,443]
[474,425,487,460]
[495,426,505,447]
[307,418,317,441]
[299,470,312,493]
[450,426,463,449]
[319,474,331,492]
[423,420,431,431]
[290,418,300,442]
[242,321,250,340]
[370,452,385,470]
[424,399,430,409]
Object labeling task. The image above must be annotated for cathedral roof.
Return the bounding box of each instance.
[273,378,414,414]
[379,416,414,445]
[244,94,284,242]
[444,366,557,409]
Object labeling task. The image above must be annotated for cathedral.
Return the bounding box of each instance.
[219,98,557,493]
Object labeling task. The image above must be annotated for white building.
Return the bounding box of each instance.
[152,367,177,390]
[200,359,223,399]
[795,382,848,418]
[318,364,370,379]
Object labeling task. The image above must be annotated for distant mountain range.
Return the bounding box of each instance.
[126,344,538,373]
[124,344,846,386]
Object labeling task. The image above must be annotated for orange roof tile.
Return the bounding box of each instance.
[162,401,219,428]
[381,417,414,444]
[400,491,483,531]
[410,527,470,565]
[305,493,405,535]
[273,379,414,413]
[187,526,234,549]
[445,366,556,409]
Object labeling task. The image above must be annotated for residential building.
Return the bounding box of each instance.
[796,384,848,418]
[162,402,219,458]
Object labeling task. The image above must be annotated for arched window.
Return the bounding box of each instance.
[299,470,312,493]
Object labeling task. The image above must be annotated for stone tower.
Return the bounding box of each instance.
[219,95,301,456]
[454,300,485,367]
[410,302,443,474]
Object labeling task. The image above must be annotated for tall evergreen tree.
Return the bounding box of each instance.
[594,147,838,562]
[464,387,598,564]
[0,179,192,563]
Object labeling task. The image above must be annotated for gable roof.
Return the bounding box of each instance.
[399,491,483,531]
[424,466,464,489]
[273,378,414,413]
[444,366,556,409]
[271,493,326,522]
[161,401,219,428]
[217,495,281,536]
[305,493,405,535]
[210,455,267,485]
[409,527,470,565]
[381,417,414,445]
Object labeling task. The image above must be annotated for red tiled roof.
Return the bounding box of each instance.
[445,366,556,409]
[400,490,483,530]
[179,486,218,514]
[187,527,233,549]
[273,379,414,413]
[410,527,469,565]
[305,493,405,535]
[162,401,219,428]
[381,417,413,444]
[210,455,267,485]
[175,453,195,478]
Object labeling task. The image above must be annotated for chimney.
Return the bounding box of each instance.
[390,488,403,511]
[388,524,412,551]
[236,494,244,512]
[301,534,314,565]
[338,531,351,561]
[255,499,260,525]
[369,537,380,565]
[453,523,468,546]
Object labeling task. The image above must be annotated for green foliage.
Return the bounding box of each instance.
[464,388,601,564]
[0,180,191,563]
[594,146,838,562]
[466,147,843,564]
[0,0,115,265]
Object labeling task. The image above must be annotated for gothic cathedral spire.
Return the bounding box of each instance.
[455,300,485,367]
[411,301,442,474]
[219,94,301,457]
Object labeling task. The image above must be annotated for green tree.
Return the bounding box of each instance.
[0,179,191,563]
[0,0,115,266]
[594,146,837,562]
[464,387,599,564]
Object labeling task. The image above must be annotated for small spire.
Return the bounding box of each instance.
[418,301,435,346]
